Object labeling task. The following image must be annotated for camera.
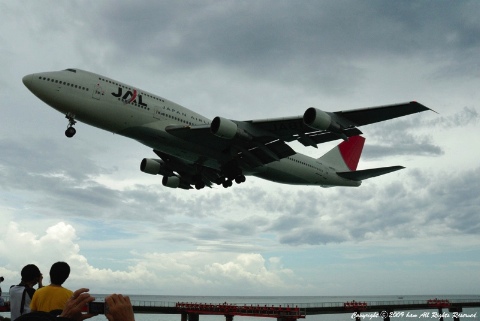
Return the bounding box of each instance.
[88,301,106,314]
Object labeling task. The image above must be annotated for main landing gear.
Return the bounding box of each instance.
[216,174,246,188]
[217,162,246,188]
[65,113,77,138]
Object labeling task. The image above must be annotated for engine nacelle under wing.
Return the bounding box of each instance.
[210,116,252,140]
[303,108,332,130]
[162,176,191,189]
[303,107,344,134]
[162,175,180,188]
[140,158,172,176]
[210,117,237,139]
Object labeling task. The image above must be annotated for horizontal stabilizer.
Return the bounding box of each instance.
[337,166,405,181]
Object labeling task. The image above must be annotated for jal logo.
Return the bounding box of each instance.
[112,87,147,107]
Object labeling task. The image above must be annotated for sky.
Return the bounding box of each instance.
[1,0,480,297]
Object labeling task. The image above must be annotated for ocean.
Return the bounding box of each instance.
[1,295,479,321]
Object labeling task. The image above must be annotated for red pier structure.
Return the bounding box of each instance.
[176,302,305,321]
[343,301,368,311]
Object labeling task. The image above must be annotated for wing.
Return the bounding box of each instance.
[247,101,431,145]
[165,101,431,169]
[332,101,432,126]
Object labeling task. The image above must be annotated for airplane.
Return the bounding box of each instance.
[22,68,432,190]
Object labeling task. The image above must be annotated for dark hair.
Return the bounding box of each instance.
[50,262,70,285]
[21,264,41,282]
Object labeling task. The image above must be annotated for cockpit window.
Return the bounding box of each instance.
[65,68,77,73]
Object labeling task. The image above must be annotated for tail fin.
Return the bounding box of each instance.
[319,135,405,181]
[319,135,365,171]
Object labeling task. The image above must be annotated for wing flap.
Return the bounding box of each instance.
[247,140,295,164]
[297,127,363,147]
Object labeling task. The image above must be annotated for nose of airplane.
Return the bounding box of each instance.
[22,74,33,90]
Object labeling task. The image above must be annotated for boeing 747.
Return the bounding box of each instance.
[22,68,431,190]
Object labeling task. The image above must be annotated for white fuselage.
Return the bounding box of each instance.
[22,69,359,187]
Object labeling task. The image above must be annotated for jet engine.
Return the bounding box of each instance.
[303,108,344,133]
[210,117,252,140]
[162,176,191,189]
[210,117,237,139]
[162,175,180,188]
[140,158,172,176]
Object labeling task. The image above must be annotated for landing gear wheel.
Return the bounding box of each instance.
[235,175,246,184]
[65,127,76,138]
[195,182,205,190]
[222,179,233,188]
[65,113,77,138]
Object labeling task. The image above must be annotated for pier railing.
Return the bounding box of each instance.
[126,298,480,310]
[2,296,480,317]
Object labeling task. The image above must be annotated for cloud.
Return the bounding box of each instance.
[257,164,480,246]
[430,106,479,128]
[0,222,82,275]
[0,222,302,295]
[2,1,480,296]
[361,106,478,159]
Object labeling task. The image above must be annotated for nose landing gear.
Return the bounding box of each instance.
[65,113,77,138]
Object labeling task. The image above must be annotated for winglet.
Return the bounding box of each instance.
[338,135,365,171]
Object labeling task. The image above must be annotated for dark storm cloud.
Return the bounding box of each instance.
[429,106,479,128]
[0,137,105,183]
[269,166,480,246]
[0,136,189,221]
[425,167,480,234]
[363,136,443,159]
[360,106,479,159]
[11,0,480,102]
[73,1,480,95]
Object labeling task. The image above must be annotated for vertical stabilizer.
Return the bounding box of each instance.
[318,136,365,171]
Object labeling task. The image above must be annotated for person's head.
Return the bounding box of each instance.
[0,276,4,282]
[21,264,42,284]
[50,262,70,285]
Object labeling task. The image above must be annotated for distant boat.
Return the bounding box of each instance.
[398,296,404,299]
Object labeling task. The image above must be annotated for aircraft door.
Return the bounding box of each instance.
[92,83,104,100]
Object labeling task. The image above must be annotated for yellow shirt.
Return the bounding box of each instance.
[30,285,73,312]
